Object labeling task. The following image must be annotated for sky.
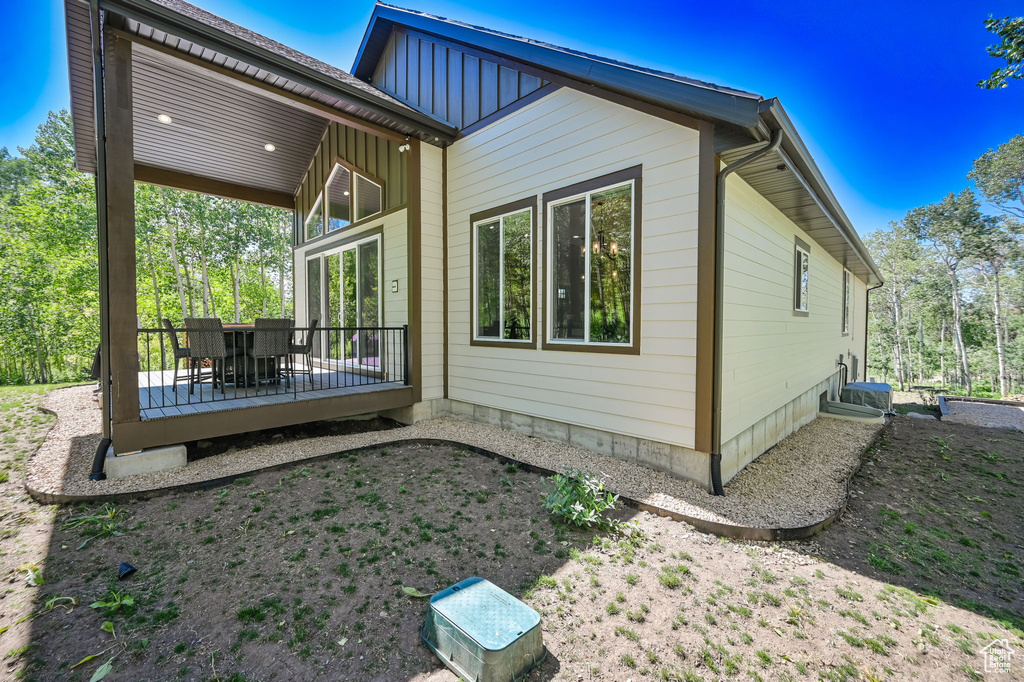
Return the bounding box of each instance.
[2,0,1023,236]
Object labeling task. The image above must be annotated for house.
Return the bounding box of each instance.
[65,0,881,491]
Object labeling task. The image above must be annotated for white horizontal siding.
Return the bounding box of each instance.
[446,87,701,449]
[721,174,868,443]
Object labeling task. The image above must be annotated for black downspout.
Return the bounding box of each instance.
[90,0,112,480]
[710,130,784,496]
[864,283,883,380]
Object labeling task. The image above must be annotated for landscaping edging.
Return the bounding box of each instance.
[939,394,1024,418]
[26,427,885,541]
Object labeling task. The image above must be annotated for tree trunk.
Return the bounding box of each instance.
[993,270,1008,398]
[890,288,906,391]
[947,270,971,396]
[232,257,241,323]
[279,259,286,318]
[940,319,947,391]
[200,250,211,317]
[261,261,267,317]
[165,221,188,321]
[182,263,195,318]
[146,239,162,328]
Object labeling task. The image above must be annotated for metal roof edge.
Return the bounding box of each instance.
[352,3,764,130]
[99,0,457,142]
[759,100,882,286]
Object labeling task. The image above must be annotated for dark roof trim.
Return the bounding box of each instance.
[96,0,457,143]
[759,100,882,286]
[353,3,764,131]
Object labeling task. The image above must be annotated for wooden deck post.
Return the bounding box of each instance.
[103,31,141,441]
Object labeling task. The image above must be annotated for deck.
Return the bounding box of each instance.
[137,364,404,420]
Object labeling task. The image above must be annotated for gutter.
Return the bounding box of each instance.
[710,129,784,496]
[96,0,458,144]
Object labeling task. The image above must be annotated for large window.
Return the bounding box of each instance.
[545,168,639,350]
[793,239,810,315]
[306,163,384,240]
[842,269,852,334]
[471,199,534,345]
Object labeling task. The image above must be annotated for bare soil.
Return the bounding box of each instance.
[2,387,1022,682]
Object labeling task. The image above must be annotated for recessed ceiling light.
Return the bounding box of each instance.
[264,143,276,152]
[157,114,172,124]
[343,191,350,196]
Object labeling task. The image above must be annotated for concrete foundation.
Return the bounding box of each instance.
[385,398,713,491]
[719,371,841,484]
[105,444,187,479]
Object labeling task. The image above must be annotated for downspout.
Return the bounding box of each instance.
[90,0,111,480]
[864,282,884,380]
[710,129,783,496]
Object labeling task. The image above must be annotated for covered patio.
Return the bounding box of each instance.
[66,0,455,455]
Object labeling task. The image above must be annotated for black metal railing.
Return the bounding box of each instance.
[136,324,408,414]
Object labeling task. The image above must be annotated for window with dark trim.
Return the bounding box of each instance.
[305,162,384,241]
[543,167,641,352]
[842,269,852,335]
[793,239,810,315]
[470,198,535,346]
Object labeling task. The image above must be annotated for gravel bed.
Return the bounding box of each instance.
[28,386,881,529]
[945,399,1024,431]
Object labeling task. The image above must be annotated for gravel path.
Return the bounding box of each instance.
[28,385,881,528]
[945,399,1024,431]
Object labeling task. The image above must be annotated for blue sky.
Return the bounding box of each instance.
[3,0,1023,235]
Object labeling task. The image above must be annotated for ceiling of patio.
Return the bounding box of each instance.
[131,44,326,197]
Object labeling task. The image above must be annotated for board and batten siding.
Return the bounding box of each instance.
[446,87,701,449]
[720,172,869,445]
[371,28,548,130]
[293,121,409,245]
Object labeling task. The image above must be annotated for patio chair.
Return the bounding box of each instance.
[162,318,192,388]
[282,318,318,384]
[248,318,293,386]
[184,318,238,395]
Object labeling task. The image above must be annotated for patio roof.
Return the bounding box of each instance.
[65,0,457,205]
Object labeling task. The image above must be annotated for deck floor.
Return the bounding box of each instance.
[138,364,403,420]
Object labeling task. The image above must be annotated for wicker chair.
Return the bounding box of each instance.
[282,318,318,384]
[184,318,237,394]
[247,318,293,386]
[162,319,192,388]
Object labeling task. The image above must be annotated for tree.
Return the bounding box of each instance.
[904,190,992,396]
[978,16,1024,89]
[969,135,1024,219]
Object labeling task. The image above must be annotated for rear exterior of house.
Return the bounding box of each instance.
[68,0,879,488]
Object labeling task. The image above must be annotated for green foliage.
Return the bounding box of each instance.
[978,16,1024,89]
[543,468,619,529]
[0,110,293,385]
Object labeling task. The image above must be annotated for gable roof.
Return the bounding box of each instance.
[353,2,764,134]
[352,3,882,286]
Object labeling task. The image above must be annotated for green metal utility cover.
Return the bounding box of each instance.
[422,577,545,682]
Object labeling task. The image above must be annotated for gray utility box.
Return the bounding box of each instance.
[422,577,545,682]
[841,382,893,412]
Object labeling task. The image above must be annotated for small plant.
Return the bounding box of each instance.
[89,591,135,617]
[543,469,619,529]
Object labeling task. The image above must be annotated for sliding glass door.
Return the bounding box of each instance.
[307,235,381,369]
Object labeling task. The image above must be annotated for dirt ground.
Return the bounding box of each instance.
[2,387,1023,682]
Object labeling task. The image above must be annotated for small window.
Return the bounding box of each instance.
[305,194,324,240]
[842,269,852,334]
[473,205,533,342]
[355,175,383,222]
[325,165,351,232]
[547,176,636,347]
[310,163,385,240]
[794,241,810,314]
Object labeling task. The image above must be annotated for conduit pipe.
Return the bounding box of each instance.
[710,129,784,496]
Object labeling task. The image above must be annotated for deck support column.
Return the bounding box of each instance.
[103,31,141,450]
